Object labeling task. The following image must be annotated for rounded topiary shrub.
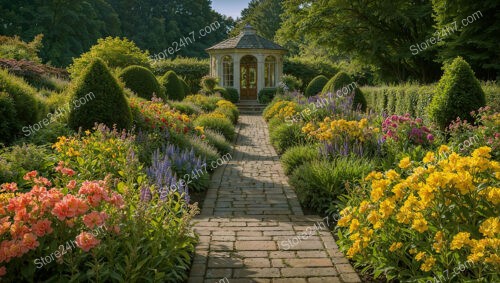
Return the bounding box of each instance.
[68,58,132,131]
[119,65,165,101]
[160,71,185,101]
[180,78,191,96]
[305,75,328,97]
[224,87,239,103]
[429,57,486,130]
[0,69,45,128]
[322,72,366,111]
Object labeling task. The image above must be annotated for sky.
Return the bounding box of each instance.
[212,0,251,19]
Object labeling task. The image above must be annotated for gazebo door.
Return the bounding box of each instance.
[240,55,257,100]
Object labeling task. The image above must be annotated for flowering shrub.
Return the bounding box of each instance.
[263,100,300,121]
[382,114,434,151]
[336,146,500,281]
[183,94,222,112]
[130,97,194,135]
[0,168,123,280]
[53,124,140,184]
[447,106,500,160]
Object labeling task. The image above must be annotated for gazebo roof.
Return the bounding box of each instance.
[206,25,286,51]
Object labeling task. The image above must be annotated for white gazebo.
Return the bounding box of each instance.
[206,25,287,100]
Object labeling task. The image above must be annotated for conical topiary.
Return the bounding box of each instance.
[68,58,132,130]
[305,75,328,97]
[119,65,165,101]
[160,71,185,101]
[429,57,486,130]
[322,72,366,111]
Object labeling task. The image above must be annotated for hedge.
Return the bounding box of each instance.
[151,57,209,94]
[284,57,338,90]
[361,82,498,119]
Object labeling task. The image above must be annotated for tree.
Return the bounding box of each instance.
[276,0,442,83]
[231,0,283,40]
[432,0,500,80]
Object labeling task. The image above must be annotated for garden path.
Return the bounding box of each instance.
[188,115,360,283]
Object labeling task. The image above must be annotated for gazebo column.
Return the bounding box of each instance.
[257,54,265,96]
[216,54,223,82]
[234,54,241,94]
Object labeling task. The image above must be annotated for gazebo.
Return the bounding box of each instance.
[206,25,287,100]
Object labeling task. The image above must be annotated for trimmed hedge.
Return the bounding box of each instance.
[119,65,165,100]
[284,57,338,89]
[223,87,239,103]
[362,81,498,120]
[305,75,328,97]
[322,72,366,111]
[151,57,209,93]
[0,92,17,143]
[258,88,277,104]
[160,71,185,101]
[68,58,132,130]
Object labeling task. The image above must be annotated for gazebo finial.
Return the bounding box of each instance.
[243,24,256,35]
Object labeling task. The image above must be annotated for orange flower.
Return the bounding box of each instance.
[67,180,77,190]
[82,212,107,229]
[60,168,75,176]
[0,183,17,192]
[75,232,100,252]
[31,219,53,237]
[23,171,37,181]
[21,233,39,251]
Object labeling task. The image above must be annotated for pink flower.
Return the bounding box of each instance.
[23,171,37,181]
[0,183,17,192]
[67,180,77,190]
[82,211,107,229]
[31,219,53,237]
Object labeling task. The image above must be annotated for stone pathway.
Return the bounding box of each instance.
[188,115,361,283]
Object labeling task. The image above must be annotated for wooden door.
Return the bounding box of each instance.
[240,56,257,100]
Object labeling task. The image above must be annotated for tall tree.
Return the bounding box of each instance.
[432,0,500,80]
[231,0,283,40]
[276,0,442,83]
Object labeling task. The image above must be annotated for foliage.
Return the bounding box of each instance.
[447,106,500,160]
[322,72,366,111]
[171,101,203,116]
[429,57,486,130]
[180,77,191,96]
[281,145,319,175]
[204,129,232,155]
[223,87,240,103]
[200,75,219,94]
[184,94,222,112]
[284,57,338,89]
[186,135,220,166]
[337,147,500,282]
[263,100,299,121]
[258,88,277,104]
[194,113,235,142]
[0,144,54,187]
[160,71,186,101]
[67,59,132,131]
[118,65,165,100]
[68,37,150,78]
[151,58,210,94]
[269,122,308,154]
[0,58,69,91]
[305,75,328,97]
[482,82,500,113]
[214,100,239,124]
[230,0,283,40]
[290,157,374,213]
[0,35,43,63]
[0,69,46,138]
[279,74,302,93]
[432,0,500,80]
[0,92,17,144]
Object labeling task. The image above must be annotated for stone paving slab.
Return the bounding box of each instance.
[188,115,360,283]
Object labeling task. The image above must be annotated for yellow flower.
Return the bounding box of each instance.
[367,210,379,225]
[479,217,500,238]
[433,231,445,253]
[438,145,450,154]
[337,215,352,227]
[389,242,403,252]
[423,152,435,163]
[194,126,205,135]
[450,232,471,250]
[409,248,417,254]
[385,169,400,181]
[415,251,425,261]
[420,256,436,272]
[472,146,491,159]
[411,218,429,233]
[379,199,395,218]
[349,219,360,233]
[359,201,371,213]
[398,157,411,169]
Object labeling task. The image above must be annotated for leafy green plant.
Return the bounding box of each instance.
[322,71,366,111]
[0,34,43,62]
[281,145,319,175]
[68,37,150,79]
[200,75,219,94]
[160,71,185,101]
[305,75,328,97]
[269,122,308,154]
[0,92,17,143]
[151,57,209,93]
[204,129,232,155]
[187,135,220,166]
[119,65,165,100]
[258,88,277,104]
[223,87,239,103]
[68,58,132,131]
[289,157,374,213]
[428,57,486,130]
[194,113,235,141]
[171,101,203,116]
